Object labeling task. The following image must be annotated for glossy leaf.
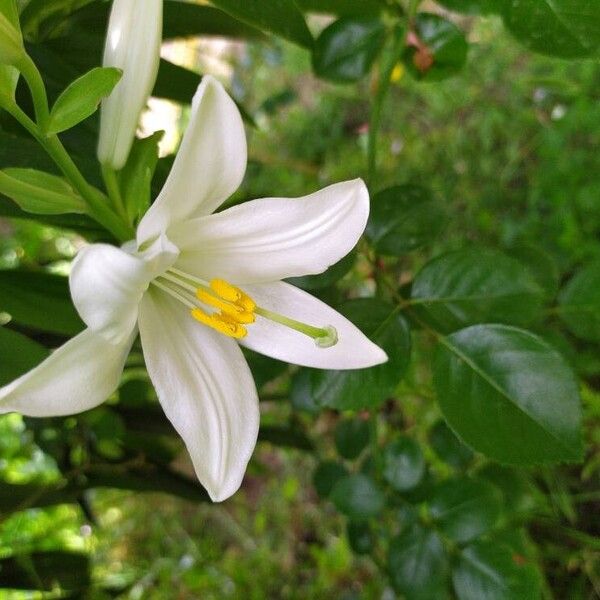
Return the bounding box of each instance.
[388,524,449,599]
[411,248,545,332]
[382,436,425,492]
[366,184,446,255]
[330,474,385,520]
[502,0,600,59]
[307,299,411,410]
[434,324,583,464]
[429,420,474,469]
[335,418,370,460]
[0,270,84,336]
[0,327,48,386]
[429,477,503,543]
[313,461,348,499]
[47,67,122,134]
[210,0,313,48]
[558,262,600,342]
[0,168,86,215]
[312,17,385,83]
[507,244,560,299]
[453,541,543,600]
[403,13,468,81]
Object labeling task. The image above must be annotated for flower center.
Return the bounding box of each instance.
[150,267,338,347]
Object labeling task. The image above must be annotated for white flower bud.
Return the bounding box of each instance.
[97,0,162,170]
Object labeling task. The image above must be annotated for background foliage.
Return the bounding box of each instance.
[0,0,599,598]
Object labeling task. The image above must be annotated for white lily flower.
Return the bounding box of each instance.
[97,0,162,170]
[0,76,387,502]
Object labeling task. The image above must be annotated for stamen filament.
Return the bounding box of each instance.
[151,279,196,309]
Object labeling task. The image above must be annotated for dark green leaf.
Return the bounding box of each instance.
[47,67,122,134]
[366,184,446,255]
[330,473,385,520]
[258,425,313,451]
[297,0,384,16]
[382,436,425,492]
[313,461,348,499]
[411,248,545,333]
[453,541,543,600]
[209,0,313,48]
[286,251,355,290]
[347,521,374,554]
[502,0,600,59]
[435,0,499,15]
[477,465,539,515]
[334,418,370,459]
[0,270,83,336]
[558,262,600,342]
[245,349,288,389]
[403,13,468,81]
[0,551,90,591]
[507,244,560,299]
[308,299,411,410]
[434,324,583,464]
[312,17,385,83]
[0,327,48,385]
[388,524,449,599]
[0,167,86,215]
[429,477,503,544]
[429,420,474,469]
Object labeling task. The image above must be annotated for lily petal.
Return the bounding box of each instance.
[138,288,259,502]
[137,76,247,245]
[0,328,135,417]
[239,282,388,369]
[170,179,369,284]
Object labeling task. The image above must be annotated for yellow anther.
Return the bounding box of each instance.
[196,289,255,324]
[190,308,247,339]
[210,279,257,312]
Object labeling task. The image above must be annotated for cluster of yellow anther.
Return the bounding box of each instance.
[190,279,256,339]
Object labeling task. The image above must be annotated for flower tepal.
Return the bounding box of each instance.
[0,76,388,503]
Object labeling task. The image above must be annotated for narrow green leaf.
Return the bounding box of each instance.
[312,17,385,83]
[308,299,411,410]
[0,168,86,215]
[382,436,425,492]
[502,0,600,59]
[366,185,446,255]
[388,524,449,599]
[453,541,543,600]
[0,327,49,385]
[434,324,584,464]
[558,262,600,342]
[330,474,385,520]
[334,418,370,460]
[209,0,313,48]
[0,270,84,336]
[411,248,545,333]
[47,66,122,134]
[429,477,503,543]
[0,0,20,101]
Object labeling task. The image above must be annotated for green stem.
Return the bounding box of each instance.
[102,163,129,224]
[15,54,50,131]
[4,101,133,241]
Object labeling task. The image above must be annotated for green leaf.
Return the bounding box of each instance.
[297,0,384,16]
[119,132,162,224]
[286,251,355,290]
[382,436,425,492]
[209,0,313,48]
[0,327,49,385]
[313,461,349,499]
[507,244,560,299]
[47,66,122,134]
[403,13,468,81]
[347,521,374,555]
[453,541,543,600]
[429,420,474,470]
[0,551,90,591]
[0,270,84,335]
[366,184,446,255]
[388,524,449,599]
[428,477,503,544]
[558,262,600,342]
[434,324,583,464]
[312,17,385,83]
[435,0,499,15]
[0,168,86,215]
[330,474,385,520]
[334,418,370,460]
[477,465,539,515]
[502,0,600,59]
[0,0,20,101]
[307,299,411,410]
[411,248,545,333]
